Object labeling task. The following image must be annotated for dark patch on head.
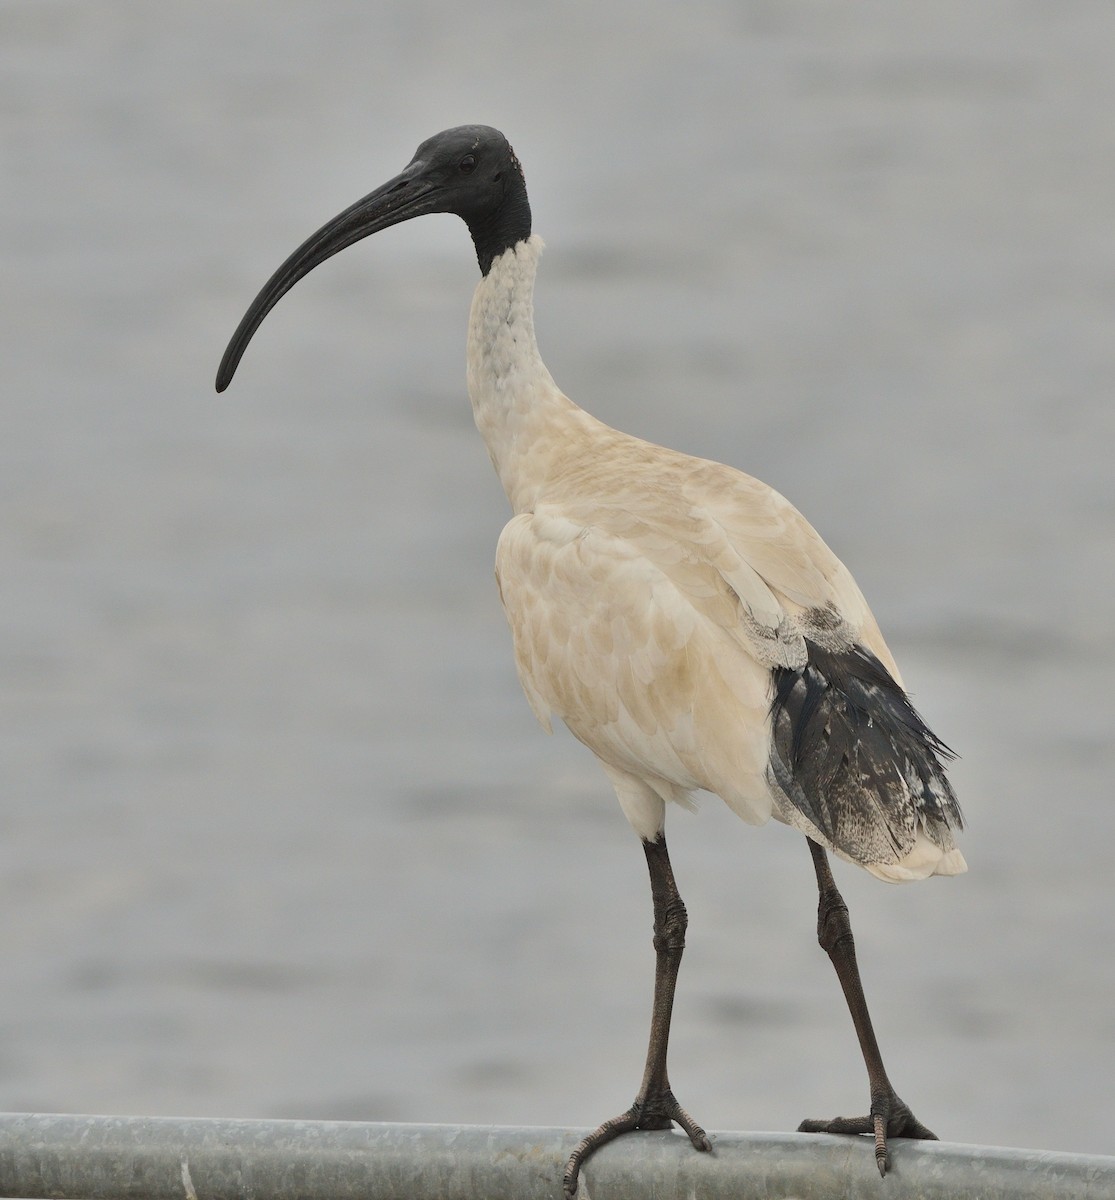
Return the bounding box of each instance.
[409,125,532,275]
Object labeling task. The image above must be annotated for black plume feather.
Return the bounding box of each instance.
[769,642,962,865]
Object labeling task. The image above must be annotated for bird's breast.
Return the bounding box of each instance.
[494,508,776,824]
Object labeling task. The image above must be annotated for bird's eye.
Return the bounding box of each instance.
[458,154,477,175]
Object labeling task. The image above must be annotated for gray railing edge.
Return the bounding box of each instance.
[0,1112,1112,1199]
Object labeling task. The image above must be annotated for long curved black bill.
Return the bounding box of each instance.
[216,162,441,392]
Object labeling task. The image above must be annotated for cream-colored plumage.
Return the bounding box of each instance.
[473,236,964,882]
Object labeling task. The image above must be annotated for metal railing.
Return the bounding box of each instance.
[0,1113,1112,1199]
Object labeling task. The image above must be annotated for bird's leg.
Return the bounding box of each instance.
[563,834,711,1198]
[797,838,937,1174]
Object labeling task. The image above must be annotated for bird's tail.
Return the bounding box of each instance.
[767,642,964,879]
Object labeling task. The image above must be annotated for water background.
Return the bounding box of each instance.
[3,1,1114,1158]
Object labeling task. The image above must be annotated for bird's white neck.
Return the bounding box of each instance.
[467,235,586,514]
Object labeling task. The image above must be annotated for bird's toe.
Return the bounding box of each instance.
[798,1092,937,1174]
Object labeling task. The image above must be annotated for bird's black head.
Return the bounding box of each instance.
[216,124,531,392]
[409,125,530,269]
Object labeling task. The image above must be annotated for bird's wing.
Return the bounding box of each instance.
[538,430,898,676]
[676,455,902,681]
[538,440,894,664]
[670,457,961,876]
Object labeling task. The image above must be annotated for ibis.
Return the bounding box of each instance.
[217,125,965,1197]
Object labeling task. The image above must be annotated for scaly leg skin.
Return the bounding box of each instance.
[798,838,938,1175]
[563,835,712,1199]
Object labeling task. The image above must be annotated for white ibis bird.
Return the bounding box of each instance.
[217,126,965,1196]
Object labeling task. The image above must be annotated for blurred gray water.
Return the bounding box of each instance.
[2,0,1114,1162]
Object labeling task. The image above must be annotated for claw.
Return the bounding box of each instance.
[874,1111,887,1175]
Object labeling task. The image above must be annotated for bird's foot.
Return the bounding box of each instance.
[563,1090,711,1198]
[798,1090,937,1176]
